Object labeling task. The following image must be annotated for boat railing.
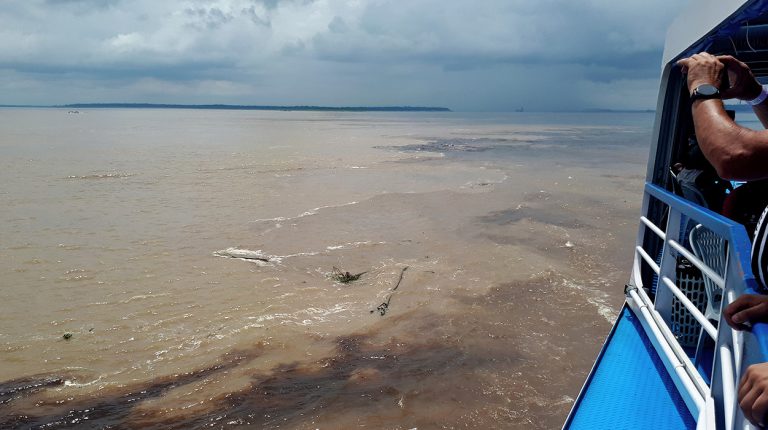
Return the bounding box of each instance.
[629,183,768,429]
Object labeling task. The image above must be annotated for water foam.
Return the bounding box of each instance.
[326,241,386,250]
[64,172,136,180]
[461,174,510,190]
[215,241,384,266]
[121,293,171,304]
[213,248,273,265]
[247,302,352,326]
[64,375,104,388]
[251,201,359,223]
[560,279,618,323]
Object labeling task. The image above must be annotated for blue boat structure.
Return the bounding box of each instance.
[564,1,768,429]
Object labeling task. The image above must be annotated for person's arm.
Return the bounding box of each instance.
[753,103,768,129]
[678,53,768,181]
[739,362,768,427]
[691,99,768,180]
[724,294,768,330]
[718,55,768,129]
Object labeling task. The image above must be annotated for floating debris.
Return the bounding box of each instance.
[62,333,72,340]
[214,248,271,264]
[373,299,391,316]
[371,266,408,316]
[331,267,366,284]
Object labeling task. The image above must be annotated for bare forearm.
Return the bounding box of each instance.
[753,103,768,129]
[693,99,768,180]
[678,53,768,180]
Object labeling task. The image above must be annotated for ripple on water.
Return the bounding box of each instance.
[64,172,136,180]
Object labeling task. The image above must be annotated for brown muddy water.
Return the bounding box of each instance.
[0,109,651,429]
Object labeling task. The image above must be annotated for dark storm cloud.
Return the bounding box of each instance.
[0,0,690,110]
[308,1,681,76]
[184,6,236,30]
[0,59,239,81]
[251,0,315,10]
[44,0,121,10]
[45,0,120,4]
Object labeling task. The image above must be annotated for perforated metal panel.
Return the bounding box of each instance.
[671,260,708,347]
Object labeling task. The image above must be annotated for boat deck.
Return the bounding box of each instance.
[564,306,696,430]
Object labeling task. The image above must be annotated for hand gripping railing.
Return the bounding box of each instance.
[629,183,768,430]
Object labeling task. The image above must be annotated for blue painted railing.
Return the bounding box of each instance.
[637,183,768,428]
[644,184,768,351]
[565,182,768,429]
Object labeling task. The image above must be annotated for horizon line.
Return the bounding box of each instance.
[0,103,660,113]
[1,102,452,113]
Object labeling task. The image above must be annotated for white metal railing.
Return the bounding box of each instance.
[629,184,762,430]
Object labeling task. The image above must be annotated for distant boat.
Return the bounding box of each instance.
[515,106,524,112]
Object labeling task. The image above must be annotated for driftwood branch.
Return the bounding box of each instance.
[392,266,408,291]
[371,266,409,316]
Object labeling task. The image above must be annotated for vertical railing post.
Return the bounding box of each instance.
[714,242,754,430]
[656,208,683,325]
[631,191,653,289]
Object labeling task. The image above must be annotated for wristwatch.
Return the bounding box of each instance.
[690,84,721,102]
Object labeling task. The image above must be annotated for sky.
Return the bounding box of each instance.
[0,0,691,111]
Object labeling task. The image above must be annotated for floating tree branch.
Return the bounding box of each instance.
[331,267,367,284]
[371,266,409,316]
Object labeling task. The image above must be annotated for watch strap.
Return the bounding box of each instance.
[749,85,768,106]
[690,84,721,103]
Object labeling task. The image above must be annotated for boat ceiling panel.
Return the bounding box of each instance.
[663,0,768,69]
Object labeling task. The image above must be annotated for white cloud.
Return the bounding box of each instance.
[0,0,690,109]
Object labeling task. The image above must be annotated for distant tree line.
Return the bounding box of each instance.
[56,103,451,112]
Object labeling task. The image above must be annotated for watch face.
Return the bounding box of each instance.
[696,84,719,96]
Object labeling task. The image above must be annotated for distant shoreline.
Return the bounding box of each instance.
[0,104,662,113]
[0,103,452,112]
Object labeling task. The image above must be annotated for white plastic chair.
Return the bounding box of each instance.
[689,224,727,321]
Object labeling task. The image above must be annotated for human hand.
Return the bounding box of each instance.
[677,52,725,94]
[739,362,768,427]
[718,55,762,100]
[724,294,768,330]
